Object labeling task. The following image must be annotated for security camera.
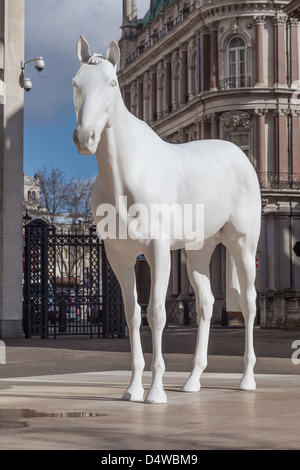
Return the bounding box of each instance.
[34,57,45,72]
[20,56,45,91]
[23,77,32,92]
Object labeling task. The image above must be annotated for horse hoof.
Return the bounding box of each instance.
[144,387,167,404]
[182,377,201,393]
[239,376,256,391]
[122,386,144,402]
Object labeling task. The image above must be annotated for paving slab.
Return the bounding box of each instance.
[0,370,299,450]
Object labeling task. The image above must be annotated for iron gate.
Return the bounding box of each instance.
[23,219,125,338]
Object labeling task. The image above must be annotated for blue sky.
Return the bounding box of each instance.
[24,0,149,180]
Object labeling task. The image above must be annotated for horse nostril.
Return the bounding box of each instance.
[73,129,79,145]
[73,128,96,153]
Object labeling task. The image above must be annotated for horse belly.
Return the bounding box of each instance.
[185,171,235,237]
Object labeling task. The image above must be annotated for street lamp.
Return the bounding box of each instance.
[20,56,45,92]
[23,209,32,225]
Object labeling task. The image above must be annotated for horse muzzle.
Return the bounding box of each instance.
[73,127,98,155]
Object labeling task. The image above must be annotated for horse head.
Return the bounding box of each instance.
[72,36,120,155]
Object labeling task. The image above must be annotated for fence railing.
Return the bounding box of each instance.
[166,297,196,325]
[23,219,125,339]
[258,173,300,190]
[217,76,251,90]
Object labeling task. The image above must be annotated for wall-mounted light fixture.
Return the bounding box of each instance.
[20,57,45,92]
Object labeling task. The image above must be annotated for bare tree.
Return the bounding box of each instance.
[37,166,67,224]
[27,167,95,279]
[64,177,93,224]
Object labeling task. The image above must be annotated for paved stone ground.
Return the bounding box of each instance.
[1,326,299,377]
[0,326,299,450]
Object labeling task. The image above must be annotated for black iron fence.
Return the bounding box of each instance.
[23,219,125,338]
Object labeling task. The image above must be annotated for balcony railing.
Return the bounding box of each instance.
[217,76,251,90]
[258,173,300,190]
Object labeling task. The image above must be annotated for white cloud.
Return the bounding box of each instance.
[25,0,150,121]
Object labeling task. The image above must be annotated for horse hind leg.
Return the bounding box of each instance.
[182,240,217,393]
[226,237,257,390]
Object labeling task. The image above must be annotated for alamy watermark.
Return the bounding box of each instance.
[0,340,6,365]
[96,196,204,250]
[291,80,300,105]
[291,340,300,365]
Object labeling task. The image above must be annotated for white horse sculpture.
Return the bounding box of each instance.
[72,36,261,404]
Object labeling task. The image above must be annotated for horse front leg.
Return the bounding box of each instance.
[121,268,145,402]
[105,246,145,401]
[144,241,170,404]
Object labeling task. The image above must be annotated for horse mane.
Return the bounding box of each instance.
[87,54,106,65]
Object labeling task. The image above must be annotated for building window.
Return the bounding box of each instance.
[227,37,246,88]
[228,133,250,158]
[167,21,174,32]
[152,33,159,44]
[182,8,189,20]
[32,191,36,201]
[28,190,31,202]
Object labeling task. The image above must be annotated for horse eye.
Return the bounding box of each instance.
[110,79,117,87]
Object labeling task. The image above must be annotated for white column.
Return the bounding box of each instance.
[255,16,265,86]
[0,0,25,336]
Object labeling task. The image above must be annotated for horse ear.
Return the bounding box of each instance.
[76,35,91,63]
[107,41,120,67]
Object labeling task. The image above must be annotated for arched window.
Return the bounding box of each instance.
[227,37,246,89]
[28,190,31,202]
[32,191,36,201]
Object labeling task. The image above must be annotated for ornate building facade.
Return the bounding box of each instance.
[118,0,300,328]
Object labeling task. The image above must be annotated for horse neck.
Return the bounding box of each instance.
[96,87,138,203]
